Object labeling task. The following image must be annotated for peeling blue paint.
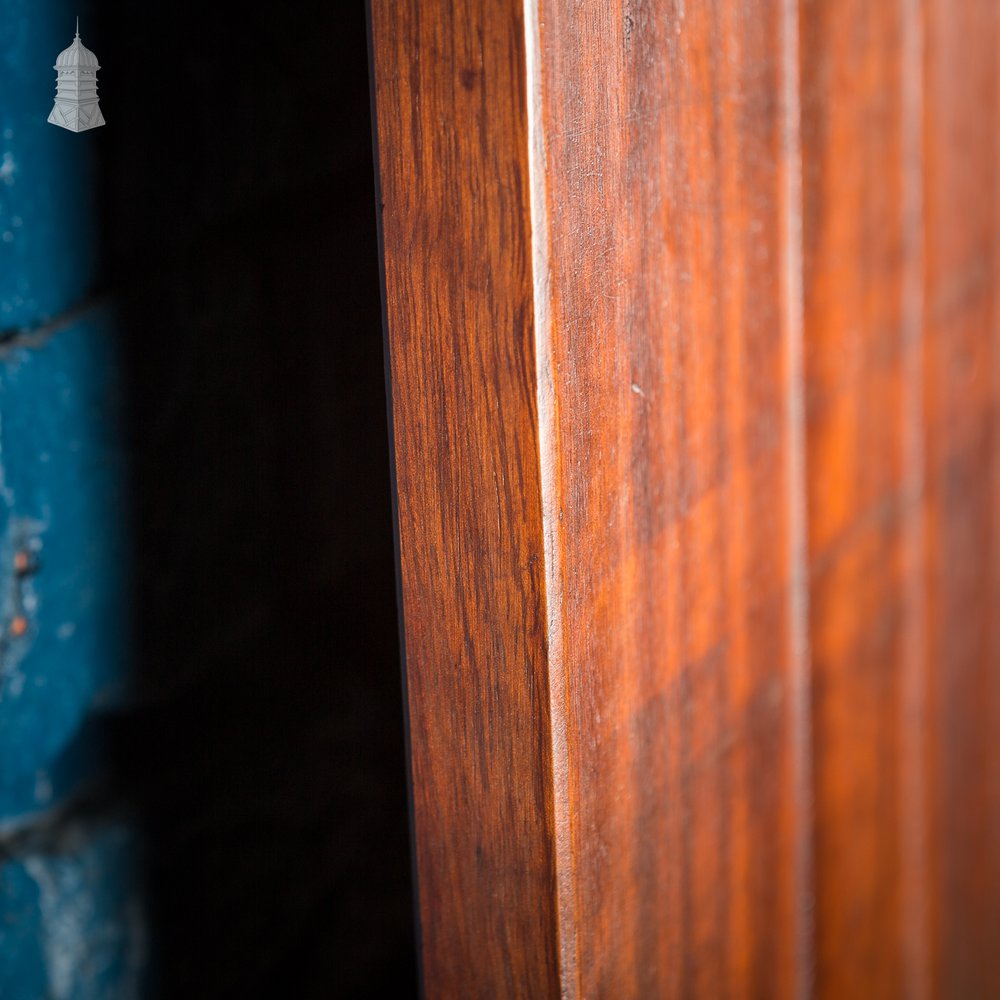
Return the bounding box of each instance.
[0,308,131,820]
[0,313,147,997]
[0,824,146,999]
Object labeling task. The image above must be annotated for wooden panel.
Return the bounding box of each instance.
[371,1,808,995]
[801,1,1000,995]
[799,3,912,996]
[369,2,561,996]
[370,1,1000,996]
[924,2,1000,996]
[532,2,805,997]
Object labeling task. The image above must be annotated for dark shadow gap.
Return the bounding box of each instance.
[91,4,416,996]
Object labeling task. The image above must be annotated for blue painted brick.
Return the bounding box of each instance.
[0,308,131,822]
[0,823,147,999]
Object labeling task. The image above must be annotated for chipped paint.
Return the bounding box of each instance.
[23,855,90,999]
[0,310,131,813]
[1,824,148,999]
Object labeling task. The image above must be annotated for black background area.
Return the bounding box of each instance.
[90,2,417,996]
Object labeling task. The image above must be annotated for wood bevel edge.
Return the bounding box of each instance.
[523,2,580,997]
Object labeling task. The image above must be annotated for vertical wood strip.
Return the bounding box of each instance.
[799,1,912,994]
[369,3,561,995]
[533,1,801,995]
[524,0,580,994]
[993,19,1000,998]
[923,2,1000,995]
[899,0,930,996]
[780,2,814,996]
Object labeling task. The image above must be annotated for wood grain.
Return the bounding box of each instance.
[369,2,561,996]
[800,3,911,995]
[923,2,1000,995]
[370,1,1000,996]
[532,2,805,996]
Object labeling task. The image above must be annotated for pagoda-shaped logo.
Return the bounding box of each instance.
[48,18,105,132]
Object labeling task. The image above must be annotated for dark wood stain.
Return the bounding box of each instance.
[370,2,560,997]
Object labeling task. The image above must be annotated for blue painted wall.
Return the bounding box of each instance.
[0,312,131,817]
[0,2,147,995]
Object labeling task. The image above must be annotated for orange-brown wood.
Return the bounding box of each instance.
[369,1,1000,996]
[532,2,805,996]
[369,2,561,996]
[800,3,912,995]
[923,2,1000,995]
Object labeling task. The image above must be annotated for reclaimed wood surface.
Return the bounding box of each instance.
[923,2,1000,996]
[369,1,1000,996]
[800,3,913,996]
[531,3,805,997]
[369,3,561,996]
